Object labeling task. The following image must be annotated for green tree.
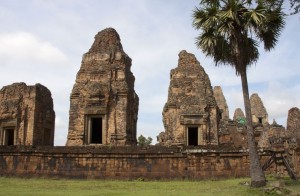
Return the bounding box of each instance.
[137,135,153,147]
[193,0,285,187]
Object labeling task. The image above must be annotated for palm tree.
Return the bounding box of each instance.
[290,0,300,14]
[193,0,285,187]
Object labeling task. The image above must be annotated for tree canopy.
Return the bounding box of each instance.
[193,0,285,75]
[137,135,153,147]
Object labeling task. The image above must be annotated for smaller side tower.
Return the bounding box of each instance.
[161,50,219,146]
[0,83,55,146]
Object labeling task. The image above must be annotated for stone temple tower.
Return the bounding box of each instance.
[287,107,300,139]
[0,83,55,146]
[66,28,139,146]
[250,93,268,126]
[213,86,229,120]
[160,50,219,146]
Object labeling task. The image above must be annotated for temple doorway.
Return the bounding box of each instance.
[3,128,14,146]
[188,127,198,146]
[90,117,102,144]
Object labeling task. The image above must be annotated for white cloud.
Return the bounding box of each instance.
[0,32,68,65]
[0,31,73,146]
[262,81,300,126]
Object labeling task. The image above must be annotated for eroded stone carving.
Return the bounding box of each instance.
[66,28,139,146]
[0,82,55,146]
[160,50,219,146]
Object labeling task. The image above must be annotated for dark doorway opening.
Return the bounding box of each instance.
[5,128,14,146]
[188,127,198,146]
[91,117,102,144]
[258,118,263,124]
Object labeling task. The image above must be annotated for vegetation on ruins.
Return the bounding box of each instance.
[137,134,153,147]
[192,0,285,187]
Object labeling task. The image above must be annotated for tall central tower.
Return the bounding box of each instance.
[66,28,139,146]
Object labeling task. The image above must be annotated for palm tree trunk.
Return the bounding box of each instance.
[240,70,266,187]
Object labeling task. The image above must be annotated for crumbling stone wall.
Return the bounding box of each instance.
[0,146,298,179]
[66,28,139,146]
[0,83,55,146]
[218,120,248,148]
[221,95,298,150]
[161,50,219,146]
[257,120,286,148]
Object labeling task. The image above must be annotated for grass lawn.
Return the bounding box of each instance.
[0,177,298,196]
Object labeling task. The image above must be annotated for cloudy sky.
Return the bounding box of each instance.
[0,0,299,146]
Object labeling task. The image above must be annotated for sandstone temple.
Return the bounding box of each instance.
[158,49,300,150]
[0,28,298,149]
[66,28,139,146]
[0,28,299,180]
[160,50,219,146]
[0,83,55,146]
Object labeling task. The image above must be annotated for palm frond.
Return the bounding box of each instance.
[192,0,284,73]
[193,6,219,30]
[258,8,285,50]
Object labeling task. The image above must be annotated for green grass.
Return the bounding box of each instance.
[0,177,298,196]
[284,178,300,194]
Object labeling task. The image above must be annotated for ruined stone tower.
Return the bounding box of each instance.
[213,86,229,120]
[250,93,268,126]
[66,28,139,146]
[0,83,55,146]
[161,50,219,146]
[233,108,245,121]
[287,107,300,139]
